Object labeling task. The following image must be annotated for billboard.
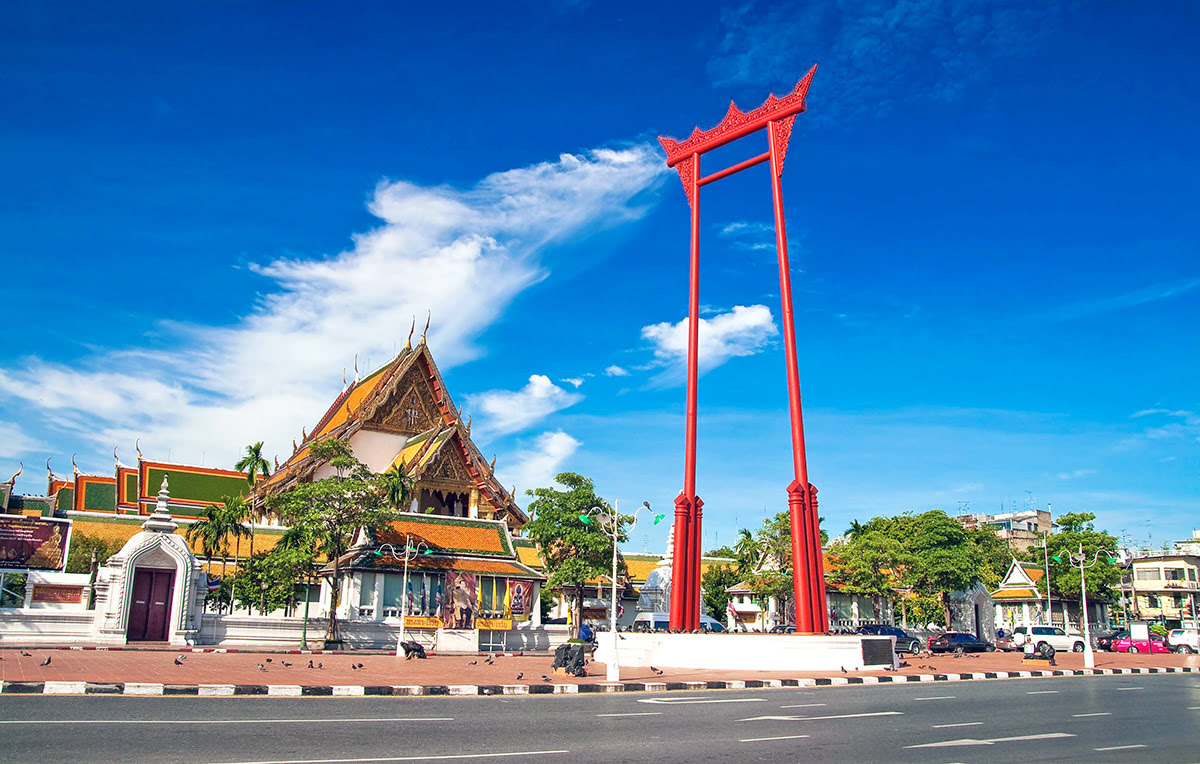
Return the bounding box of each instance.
[505,579,534,622]
[442,571,477,630]
[0,516,72,571]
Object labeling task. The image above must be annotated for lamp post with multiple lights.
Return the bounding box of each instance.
[1054,543,1120,669]
[374,536,430,657]
[580,500,663,681]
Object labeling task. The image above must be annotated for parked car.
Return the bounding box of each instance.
[1112,634,1172,654]
[928,632,994,653]
[1009,625,1088,653]
[768,624,796,634]
[1167,628,1199,654]
[855,624,923,654]
[631,612,726,632]
[699,615,727,633]
[1095,629,1127,652]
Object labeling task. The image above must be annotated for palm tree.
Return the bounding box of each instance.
[734,528,760,575]
[219,495,252,574]
[845,519,865,540]
[186,505,236,612]
[381,464,415,512]
[235,442,271,569]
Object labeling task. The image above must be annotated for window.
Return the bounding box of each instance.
[383,571,441,618]
[358,573,376,607]
[1190,569,1197,581]
[478,576,506,619]
[1164,568,1186,581]
[0,572,26,608]
[1136,568,1161,581]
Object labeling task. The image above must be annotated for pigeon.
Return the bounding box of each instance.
[174,656,185,666]
[468,660,477,665]
[308,660,315,669]
[257,663,266,671]
[40,656,51,667]
[651,667,664,676]
[266,658,272,663]
[351,664,358,670]
[541,675,551,682]
[516,672,523,680]
[484,657,494,665]
[281,661,292,668]
[898,661,909,668]
[317,662,323,669]
[356,663,364,669]
[20,651,32,657]
[840,666,847,674]
[883,665,897,672]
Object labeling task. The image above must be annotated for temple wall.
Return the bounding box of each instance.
[346,430,408,473]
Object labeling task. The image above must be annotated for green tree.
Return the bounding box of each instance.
[828,530,913,622]
[64,532,125,574]
[522,472,619,637]
[1023,511,1121,602]
[900,510,992,626]
[219,494,252,574]
[381,464,415,511]
[235,441,271,562]
[267,439,402,645]
[844,519,866,540]
[701,563,741,621]
[733,528,761,575]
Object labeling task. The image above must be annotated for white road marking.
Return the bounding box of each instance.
[1073,712,1112,718]
[932,722,983,729]
[738,711,903,723]
[0,718,453,725]
[779,703,827,708]
[739,734,812,743]
[595,712,662,718]
[1095,744,1146,752]
[1116,687,1144,691]
[1189,707,1200,710]
[906,732,1075,749]
[914,696,956,701]
[215,752,569,764]
[1026,690,1059,695]
[638,697,765,705]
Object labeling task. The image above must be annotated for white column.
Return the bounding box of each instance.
[373,573,385,620]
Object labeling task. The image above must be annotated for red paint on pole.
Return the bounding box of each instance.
[670,492,690,628]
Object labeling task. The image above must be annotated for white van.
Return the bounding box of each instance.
[632,612,726,632]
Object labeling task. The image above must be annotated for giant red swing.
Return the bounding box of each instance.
[659,65,829,635]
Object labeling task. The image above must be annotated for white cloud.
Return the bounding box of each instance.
[0,421,42,460]
[0,145,666,469]
[466,375,583,438]
[561,377,584,388]
[718,220,774,251]
[604,365,630,377]
[640,304,778,383]
[1055,468,1097,480]
[500,430,581,497]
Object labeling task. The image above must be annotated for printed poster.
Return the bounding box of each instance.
[505,579,534,622]
[0,516,71,571]
[442,571,477,630]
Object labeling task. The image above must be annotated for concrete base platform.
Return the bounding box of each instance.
[594,632,896,672]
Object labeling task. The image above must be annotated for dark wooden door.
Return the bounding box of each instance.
[128,569,174,641]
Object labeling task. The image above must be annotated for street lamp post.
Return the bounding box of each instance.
[581,500,662,682]
[1061,543,1119,669]
[375,537,430,657]
[1041,531,1054,626]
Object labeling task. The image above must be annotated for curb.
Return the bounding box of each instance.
[1,666,1193,696]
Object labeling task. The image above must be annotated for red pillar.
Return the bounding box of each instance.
[807,484,828,631]
[689,497,704,630]
[672,152,702,632]
[768,118,827,634]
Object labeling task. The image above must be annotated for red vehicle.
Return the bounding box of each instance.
[1112,634,1171,654]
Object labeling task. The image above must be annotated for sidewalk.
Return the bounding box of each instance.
[2,646,1196,695]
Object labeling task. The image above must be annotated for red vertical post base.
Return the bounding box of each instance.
[669,492,691,631]
[787,480,814,634]
[689,497,704,630]
[806,484,829,632]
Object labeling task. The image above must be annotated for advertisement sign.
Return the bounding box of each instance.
[0,516,72,571]
[505,579,534,622]
[442,572,477,630]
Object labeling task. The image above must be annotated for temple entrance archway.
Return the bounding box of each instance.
[127,568,175,641]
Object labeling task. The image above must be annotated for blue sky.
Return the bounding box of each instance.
[2,0,1197,553]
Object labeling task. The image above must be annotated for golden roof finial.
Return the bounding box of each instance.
[71,453,79,478]
[273,455,279,471]
[405,316,415,351]
[353,354,360,385]
[113,447,120,470]
[45,458,53,480]
[465,415,472,434]
[342,368,347,393]
[6,462,21,485]
[135,438,143,462]
[301,426,307,442]
[420,310,430,345]
[489,454,497,472]
[292,438,297,453]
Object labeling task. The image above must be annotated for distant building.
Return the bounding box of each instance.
[957,508,1052,553]
[1128,554,1199,629]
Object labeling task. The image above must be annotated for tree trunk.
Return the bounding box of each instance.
[325,547,342,644]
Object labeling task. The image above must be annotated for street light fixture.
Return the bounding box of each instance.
[581,499,662,682]
[1057,543,1120,669]
[374,536,431,657]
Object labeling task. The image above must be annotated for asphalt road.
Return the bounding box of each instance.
[1,675,1197,763]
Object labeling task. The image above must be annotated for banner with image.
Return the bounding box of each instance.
[505,579,534,621]
[442,571,477,630]
[0,517,71,571]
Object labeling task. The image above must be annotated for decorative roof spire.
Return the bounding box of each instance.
[135,438,143,462]
[353,354,360,385]
[71,453,79,478]
[404,316,415,351]
[113,447,120,470]
[142,473,178,533]
[342,368,347,393]
[45,458,53,480]
[301,426,307,442]
[5,462,20,486]
[465,415,471,435]
[420,311,430,345]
